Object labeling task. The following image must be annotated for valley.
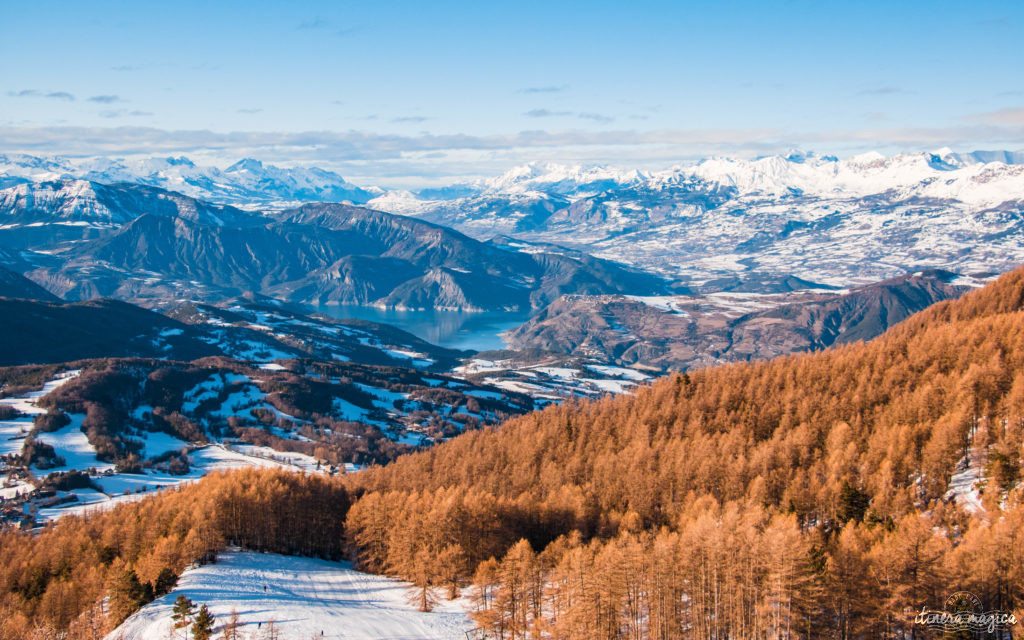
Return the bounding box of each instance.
[0,150,1021,639]
[0,152,1014,535]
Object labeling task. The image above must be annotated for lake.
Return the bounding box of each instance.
[313,306,531,352]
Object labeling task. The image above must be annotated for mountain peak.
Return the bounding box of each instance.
[165,156,196,167]
[226,158,266,173]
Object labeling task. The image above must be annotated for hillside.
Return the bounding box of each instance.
[0,298,219,365]
[504,269,975,369]
[0,295,471,370]
[3,266,1024,639]
[0,266,59,302]
[1,181,666,311]
[343,265,1024,638]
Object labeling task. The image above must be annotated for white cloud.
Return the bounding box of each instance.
[1,120,1022,187]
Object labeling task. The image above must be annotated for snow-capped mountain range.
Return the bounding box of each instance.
[374,148,1024,206]
[0,154,381,207]
[3,149,1024,288]
[367,149,1024,287]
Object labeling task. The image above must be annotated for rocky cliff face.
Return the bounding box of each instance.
[505,270,975,370]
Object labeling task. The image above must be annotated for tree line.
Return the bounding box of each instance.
[0,469,349,639]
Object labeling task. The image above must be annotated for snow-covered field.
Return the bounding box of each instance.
[36,444,323,521]
[0,370,82,480]
[108,552,473,640]
[0,369,81,416]
[34,413,116,475]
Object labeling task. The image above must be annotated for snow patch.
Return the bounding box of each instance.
[107,551,473,640]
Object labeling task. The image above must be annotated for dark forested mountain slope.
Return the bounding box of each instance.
[0,294,472,371]
[0,266,59,302]
[0,298,219,365]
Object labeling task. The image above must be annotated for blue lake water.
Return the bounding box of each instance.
[313,306,531,352]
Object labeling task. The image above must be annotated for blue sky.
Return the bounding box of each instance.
[2,0,1022,186]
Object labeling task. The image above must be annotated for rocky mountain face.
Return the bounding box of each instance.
[504,270,976,370]
[372,151,1024,287]
[6,150,1022,291]
[0,181,667,311]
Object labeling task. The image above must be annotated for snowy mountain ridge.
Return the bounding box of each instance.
[0,153,382,207]
[4,149,1024,210]
[361,150,1024,289]
[383,148,1024,205]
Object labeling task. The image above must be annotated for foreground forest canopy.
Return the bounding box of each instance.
[4,266,1024,639]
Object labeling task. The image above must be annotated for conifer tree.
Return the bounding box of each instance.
[191,604,215,640]
[171,595,196,640]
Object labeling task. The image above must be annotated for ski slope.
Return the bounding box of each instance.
[108,552,473,640]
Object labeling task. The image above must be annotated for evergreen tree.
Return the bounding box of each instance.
[153,567,178,597]
[171,595,196,639]
[107,565,148,625]
[191,604,215,640]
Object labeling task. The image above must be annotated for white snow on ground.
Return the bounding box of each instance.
[332,397,372,422]
[108,551,473,640]
[532,367,578,380]
[485,378,546,395]
[36,445,323,521]
[0,478,33,499]
[395,431,430,447]
[0,371,82,496]
[230,445,325,474]
[946,447,986,514]
[0,369,81,416]
[34,414,116,474]
[182,373,249,413]
[208,385,267,419]
[182,375,306,426]
[258,362,287,371]
[453,358,508,374]
[130,430,191,458]
[584,364,651,381]
[463,389,503,401]
[0,415,32,457]
[626,295,692,316]
[384,348,435,368]
[131,404,155,420]
[355,383,408,409]
[581,378,637,394]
